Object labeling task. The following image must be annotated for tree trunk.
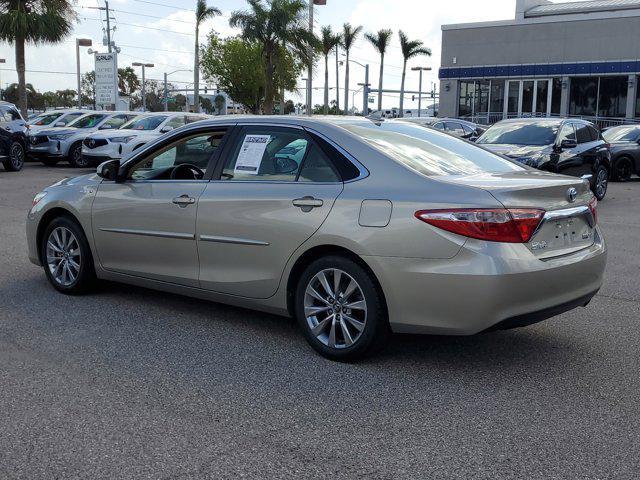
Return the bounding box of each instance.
[344,50,350,115]
[279,41,285,115]
[194,25,200,113]
[334,45,340,112]
[263,48,276,115]
[377,54,384,113]
[15,37,27,118]
[324,54,329,115]
[399,60,407,118]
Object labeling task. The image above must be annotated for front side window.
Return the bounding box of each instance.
[575,124,592,144]
[29,112,63,126]
[432,122,445,130]
[0,106,22,121]
[477,121,559,146]
[165,115,186,129]
[558,123,576,143]
[70,114,107,129]
[603,126,640,143]
[128,130,226,180]
[59,112,85,125]
[445,122,465,136]
[100,114,134,130]
[343,121,523,177]
[122,115,167,131]
[221,127,339,182]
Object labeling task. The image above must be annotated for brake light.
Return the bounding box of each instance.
[588,197,598,225]
[415,208,545,243]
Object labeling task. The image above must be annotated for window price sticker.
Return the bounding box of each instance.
[234,135,271,175]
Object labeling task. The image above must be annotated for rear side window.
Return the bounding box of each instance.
[342,121,523,177]
[575,124,592,144]
[0,106,22,121]
[445,122,465,136]
[432,122,445,130]
[587,125,600,141]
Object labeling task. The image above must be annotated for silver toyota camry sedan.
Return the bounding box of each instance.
[26,116,607,360]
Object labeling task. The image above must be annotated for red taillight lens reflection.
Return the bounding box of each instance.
[588,197,598,225]
[415,208,545,243]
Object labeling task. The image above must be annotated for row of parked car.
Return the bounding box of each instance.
[404,116,640,200]
[0,101,209,171]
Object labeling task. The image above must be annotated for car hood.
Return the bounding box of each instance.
[479,144,551,157]
[47,173,101,189]
[90,128,150,140]
[36,127,78,136]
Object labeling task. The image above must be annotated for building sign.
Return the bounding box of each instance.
[94,52,118,106]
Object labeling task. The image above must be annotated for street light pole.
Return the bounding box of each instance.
[343,56,370,116]
[133,62,154,111]
[76,39,92,109]
[411,66,432,117]
[0,59,5,101]
[163,69,192,111]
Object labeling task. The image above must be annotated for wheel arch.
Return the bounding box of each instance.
[285,244,388,319]
[36,207,87,265]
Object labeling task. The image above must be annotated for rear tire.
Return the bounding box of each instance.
[295,255,389,361]
[611,157,633,182]
[67,143,88,168]
[591,165,609,201]
[41,216,96,295]
[2,141,25,171]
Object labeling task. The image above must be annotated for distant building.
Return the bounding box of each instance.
[185,91,246,115]
[438,0,640,127]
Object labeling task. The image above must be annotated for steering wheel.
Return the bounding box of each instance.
[170,163,204,180]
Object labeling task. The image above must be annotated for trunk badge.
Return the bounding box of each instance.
[567,187,578,203]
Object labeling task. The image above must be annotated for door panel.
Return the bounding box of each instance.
[92,182,207,286]
[196,182,342,298]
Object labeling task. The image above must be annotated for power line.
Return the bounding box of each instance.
[78,5,194,24]
[80,16,194,36]
[132,0,195,12]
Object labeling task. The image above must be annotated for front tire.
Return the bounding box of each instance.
[41,217,96,294]
[611,157,633,182]
[592,165,609,200]
[67,143,88,168]
[295,255,389,361]
[2,141,25,171]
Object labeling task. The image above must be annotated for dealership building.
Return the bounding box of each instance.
[438,0,640,127]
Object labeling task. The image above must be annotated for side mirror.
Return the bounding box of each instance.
[55,121,66,127]
[160,126,174,133]
[559,139,577,149]
[99,124,113,130]
[97,159,121,181]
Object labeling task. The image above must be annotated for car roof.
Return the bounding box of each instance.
[496,117,593,126]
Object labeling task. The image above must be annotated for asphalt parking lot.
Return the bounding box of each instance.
[1,163,639,479]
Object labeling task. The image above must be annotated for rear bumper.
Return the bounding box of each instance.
[364,227,607,335]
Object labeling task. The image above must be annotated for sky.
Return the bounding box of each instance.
[0,0,583,111]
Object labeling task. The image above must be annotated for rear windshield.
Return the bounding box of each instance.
[69,114,107,129]
[476,121,559,146]
[603,126,640,142]
[341,121,522,176]
[121,115,167,131]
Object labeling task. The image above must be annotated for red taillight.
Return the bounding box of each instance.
[588,197,598,225]
[415,208,545,243]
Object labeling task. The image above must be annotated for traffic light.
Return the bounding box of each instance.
[204,86,208,94]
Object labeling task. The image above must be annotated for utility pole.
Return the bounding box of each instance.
[76,39,92,109]
[411,67,431,117]
[306,1,313,116]
[335,45,340,112]
[133,63,154,111]
[358,64,370,116]
[105,1,112,53]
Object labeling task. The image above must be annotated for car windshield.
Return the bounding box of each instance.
[476,122,559,146]
[121,115,167,131]
[603,126,640,142]
[28,112,63,126]
[69,113,107,129]
[341,120,523,176]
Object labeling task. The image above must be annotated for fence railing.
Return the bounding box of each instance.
[460,112,640,130]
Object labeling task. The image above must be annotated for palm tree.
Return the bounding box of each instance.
[398,30,431,118]
[195,0,222,113]
[364,29,393,113]
[0,0,76,117]
[320,26,340,115]
[341,23,362,115]
[230,0,315,115]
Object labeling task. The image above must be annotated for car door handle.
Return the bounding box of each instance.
[292,196,323,209]
[172,195,196,207]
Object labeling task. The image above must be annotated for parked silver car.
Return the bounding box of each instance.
[27,111,137,167]
[26,116,606,360]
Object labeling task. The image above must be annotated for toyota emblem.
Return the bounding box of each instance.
[567,187,578,203]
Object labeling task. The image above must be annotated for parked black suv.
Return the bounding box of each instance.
[476,118,611,200]
[0,101,28,172]
[404,117,485,141]
[602,124,640,181]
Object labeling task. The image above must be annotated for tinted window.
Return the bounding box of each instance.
[30,112,63,125]
[342,121,522,177]
[129,131,225,180]
[60,112,85,125]
[575,124,592,144]
[70,114,107,128]
[165,115,186,129]
[298,145,340,182]
[433,122,445,130]
[122,115,167,131]
[477,121,559,146]
[587,125,600,141]
[603,126,640,142]
[558,123,576,143]
[100,114,132,130]
[445,122,465,136]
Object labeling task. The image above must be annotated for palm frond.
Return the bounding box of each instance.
[364,29,393,55]
[399,30,431,61]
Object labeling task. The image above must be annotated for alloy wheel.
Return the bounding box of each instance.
[304,268,367,349]
[596,168,608,198]
[46,227,81,287]
[615,159,632,181]
[10,143,24,169]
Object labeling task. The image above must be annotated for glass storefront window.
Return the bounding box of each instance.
[536,80,549,114]
[507,81,519,116]
[598,76,627,118]
[490,80,504,114]
[458,81,473,117]
[551,79,562,115]
[637,76,640,118]
[569,77,598,116]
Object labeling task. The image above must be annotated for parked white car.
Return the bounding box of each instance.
[27,109,88,132]
[81,112,209,166]
[28,111,137,167]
